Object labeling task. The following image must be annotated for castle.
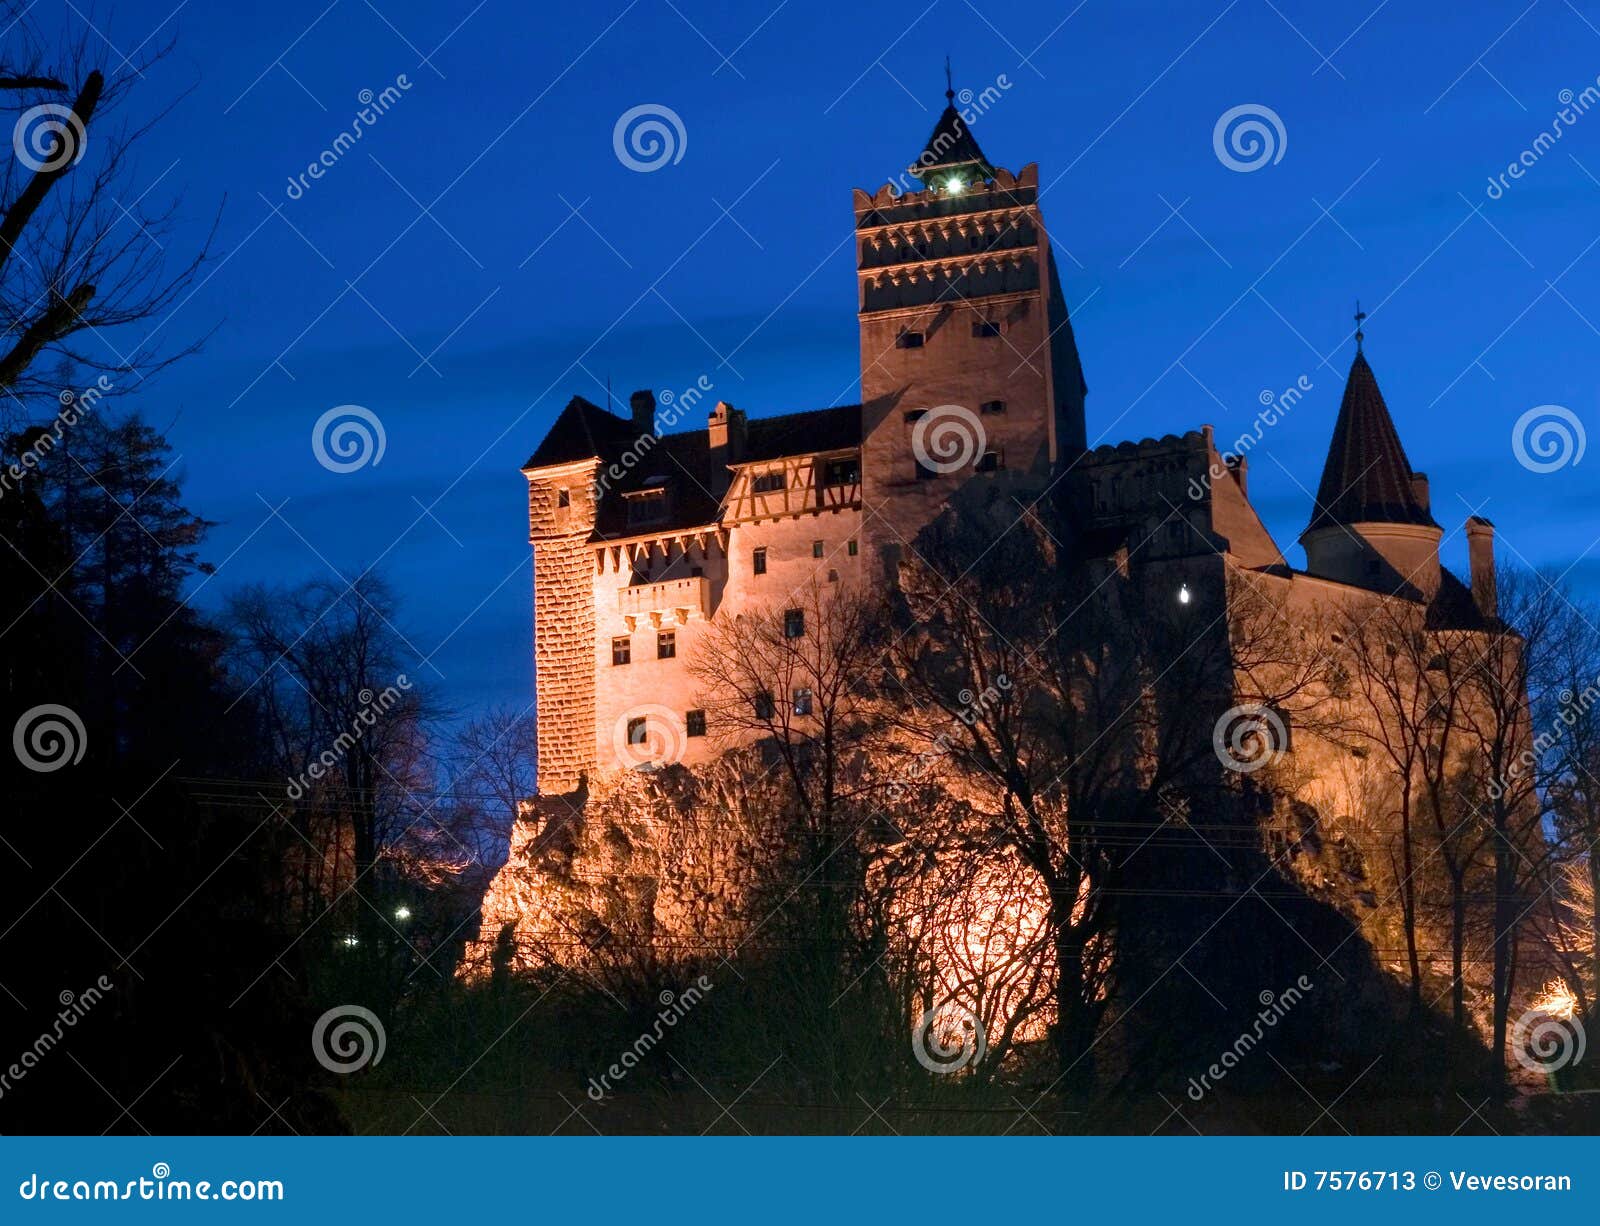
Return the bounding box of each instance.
[517,88,1499,801]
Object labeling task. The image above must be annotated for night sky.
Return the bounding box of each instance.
[84,0,1600,716]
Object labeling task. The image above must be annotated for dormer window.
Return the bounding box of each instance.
[624,479,670,527]
[752,472,786,494]
[896,330,924,349]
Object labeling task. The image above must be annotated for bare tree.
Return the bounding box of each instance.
[0,4,214,417]
[882,504,1331,1079]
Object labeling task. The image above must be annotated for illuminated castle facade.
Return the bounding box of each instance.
[517,91,1499,802]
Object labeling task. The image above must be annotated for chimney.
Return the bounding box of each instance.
[629,389,656,435]
[1466,516,1497,620]
[1225,453,1248,498]
[707,401,746,499]
[1410,471,1431,515]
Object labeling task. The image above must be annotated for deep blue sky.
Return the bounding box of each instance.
[71,0,1600,715]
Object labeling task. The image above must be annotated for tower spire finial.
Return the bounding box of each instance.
[945,55,954,101]
[1354,299,1367,353]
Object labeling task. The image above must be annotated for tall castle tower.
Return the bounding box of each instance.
[853,82,1088,570]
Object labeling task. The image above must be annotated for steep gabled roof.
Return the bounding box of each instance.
[910,94,996,187]
[524,396,636,469]
[1303,351,1438,535]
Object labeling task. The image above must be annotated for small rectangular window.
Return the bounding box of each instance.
[657,631,676,659]
[557,488,570,507]
[896,331,924,349]
[973,320,1001,338]
[903,409,926,424]
[626,716,647,746]
[611,636,631,666]
[980,399,1006,415]
[752,472,785,494]
[976,450,1001,473]
[792,687,813,716]
[754,691,775,719]
[784,608,805,639]
[752,547,767,575]
[828,568,839,583]
[686,709,706,737]
[823,458,859,486]
[847,539,859,556]
[812,540,824,558]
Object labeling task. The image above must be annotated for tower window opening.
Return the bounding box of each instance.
[657,630,676,659]
[557,488,570,507]
[973,320,1001,339]
[752,547,768,575]
[686,709,707,737]
[753,472,785,494]
[611,636,632,666]
[896,330,925,349]
[784,608,805,639]
[980,399,1006,415]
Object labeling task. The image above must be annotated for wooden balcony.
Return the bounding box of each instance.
[618,576,710,629]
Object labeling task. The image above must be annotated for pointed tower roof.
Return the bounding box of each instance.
[1303,348,1438,536]
[909,65,996,188]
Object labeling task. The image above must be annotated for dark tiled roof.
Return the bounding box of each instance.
[1304,352,1438,535]
[910,103,996,186]
[526,400,862,540]
[746,405,861,461]
[524,396,636,469]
